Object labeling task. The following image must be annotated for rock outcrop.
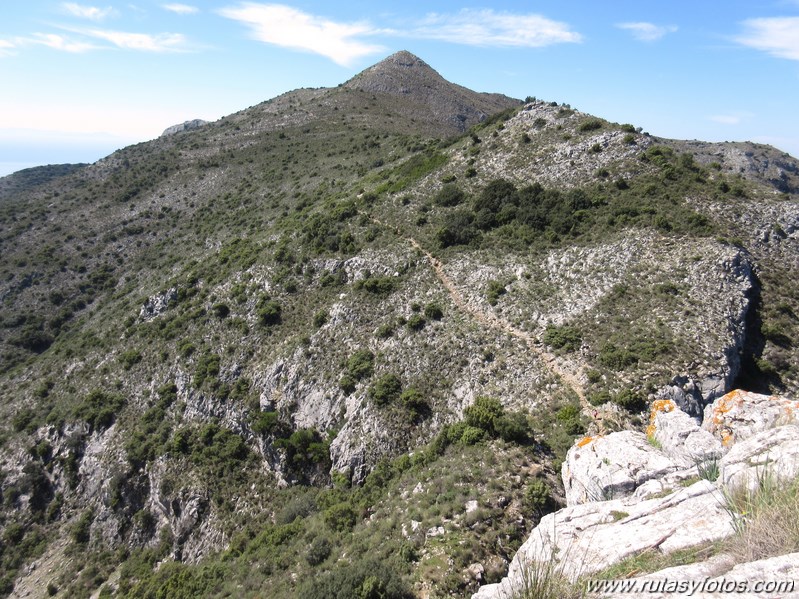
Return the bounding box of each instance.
[474,390,799,599]
[161,119,208,137]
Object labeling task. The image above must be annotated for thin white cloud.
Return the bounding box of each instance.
[708,111,753,126]
[82,28,190,52]
[218,3,384,66]
[735,17,799,61]
[62,2,116,21]
[219,4,580,66]
[31,33,98,53]
[162,3,199,15]
[709,114,742,125]
[412,9,582,47]
[0,40,16,57]
[617,22,677,42]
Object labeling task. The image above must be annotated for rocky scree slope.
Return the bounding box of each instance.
[0,51,799,598]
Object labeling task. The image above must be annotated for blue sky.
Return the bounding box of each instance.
[2,1,799,177]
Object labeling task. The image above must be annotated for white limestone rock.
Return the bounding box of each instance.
[703,389,799,448]
[562,431,681,506]
[720,424,799,492]
[473,480,734,599]
[652,400,723,464]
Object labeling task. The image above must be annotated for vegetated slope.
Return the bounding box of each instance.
[0,163,88,201]
[1,51,799,599]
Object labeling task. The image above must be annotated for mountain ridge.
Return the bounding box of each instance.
[1,51,799,598]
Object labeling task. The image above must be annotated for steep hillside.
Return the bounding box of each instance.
[0,164,88,201]
[1,51,799,598]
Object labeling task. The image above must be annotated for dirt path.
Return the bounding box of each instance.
[407,237,590,398]
[371,216,603,432]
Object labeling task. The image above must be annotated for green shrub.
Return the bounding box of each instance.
[275,428,330,470]
[486,280,506,305]
[306,536,332,566]
[406,314,425,331]
[193,353,221,388]
[434,184,465,207]
[588,390,611,406]
[346,349,374,380]
[523,479,552,515]
[119,349,142,370]
[579,119,603,132]
[495,411,531,443]
[543,325,582,352]
[212,303,230,318]
[251,411,279,435]
[597,343,638,370]
[437,210,478,247]
[323,502,356,532]
[613,389,646,412]
[555,404,585,435]
[375,322,395,338]
[313,310,328,328]
[72,509,94,545]
[339,375,356,394]
[257,299,282,326]
[460,425,487,445]
[298,558,413,599]
[399,388,429,421]
[423,303,444,320]
[465,396,504,436]
[369,374,402,405]
[74,390,125,432]
[355,277,397,296]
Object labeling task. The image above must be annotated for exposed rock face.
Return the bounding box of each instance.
[139,287,177,320]
[666,139,799,194]
[628,553,799,599]
[475,391,799,599]
[650,399,722,464]
[703,389,799,447]
[474,480,734,598]
[161,119,208,137]
[720,425,799,492]
[562,431,683,505]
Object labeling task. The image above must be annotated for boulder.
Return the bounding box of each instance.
[139,287,177,321]
[720,424,799,492]
[703,389,799,448]
[562,431,681,505]
[477,391,799,599]
[473,480,734,599]
[629,553,799,599]
[649,399,722,464]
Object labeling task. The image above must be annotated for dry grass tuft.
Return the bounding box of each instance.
[723,472,799,563]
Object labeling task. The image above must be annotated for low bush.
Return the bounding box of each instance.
[543,325,582,352]
[434,184,465,207]
[370,374,403,405]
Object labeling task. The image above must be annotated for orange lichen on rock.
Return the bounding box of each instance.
[708,389,745,427]
[646,399,676,438]
[720,428,734,447]
[776,397,799,423]
[576,435,598,448]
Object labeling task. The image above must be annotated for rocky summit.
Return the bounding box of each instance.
[1,51,799,598]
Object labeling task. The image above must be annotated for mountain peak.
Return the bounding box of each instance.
[344,50,444,95]
[343,50,520,133]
